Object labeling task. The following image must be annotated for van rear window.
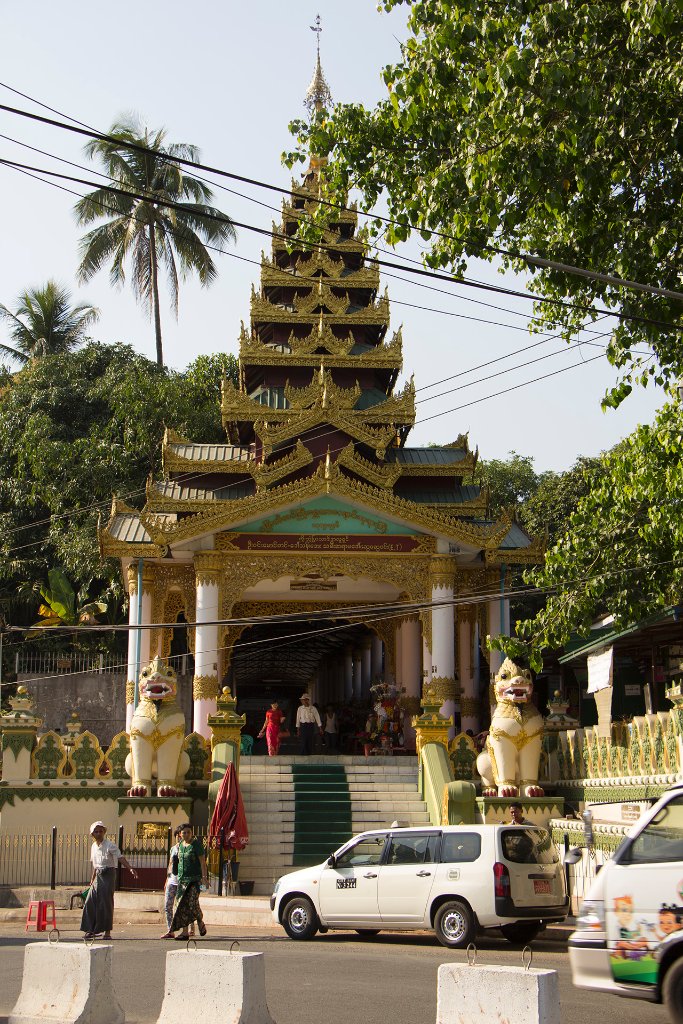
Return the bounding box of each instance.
[501,828,558,865]
[440,833,481,863]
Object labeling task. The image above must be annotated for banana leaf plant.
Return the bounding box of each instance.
[25,569,107,638]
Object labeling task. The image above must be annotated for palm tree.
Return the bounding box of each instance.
[0,281,99,366]
[75,116,236,366]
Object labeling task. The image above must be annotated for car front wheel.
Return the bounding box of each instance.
[281,896,319,940]
[434,900,475,948]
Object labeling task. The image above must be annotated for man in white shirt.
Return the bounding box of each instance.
[81,821,137,939]
[296,693,322,754]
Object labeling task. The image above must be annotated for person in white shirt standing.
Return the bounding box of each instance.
[296,693,322,754]
[81,820,137,939]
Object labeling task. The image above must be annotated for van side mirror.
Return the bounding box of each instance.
[564,847,583,865]
[327,854,336,868]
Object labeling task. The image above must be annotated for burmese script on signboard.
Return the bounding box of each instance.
[228,533,422,553]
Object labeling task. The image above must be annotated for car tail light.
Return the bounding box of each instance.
[494,862,511,898]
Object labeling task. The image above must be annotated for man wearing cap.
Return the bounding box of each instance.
[81,821,137,939]
[296,693,322,755]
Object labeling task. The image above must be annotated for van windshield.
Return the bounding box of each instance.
[501,828,558,865]
[620,795,683,864]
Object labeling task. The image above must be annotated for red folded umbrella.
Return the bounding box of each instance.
[209,763,249,850]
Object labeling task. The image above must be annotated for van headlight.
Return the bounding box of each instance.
[272,878,281,897]
[575,899,605,935]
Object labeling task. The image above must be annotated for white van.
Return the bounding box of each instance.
[569,783,683,1022]
[271,824,568,947]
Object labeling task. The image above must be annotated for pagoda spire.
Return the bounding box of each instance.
[304,14,332,116]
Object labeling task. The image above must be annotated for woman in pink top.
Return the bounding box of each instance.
[258,701,286,755]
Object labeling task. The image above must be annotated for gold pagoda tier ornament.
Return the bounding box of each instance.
[304,15,332,116]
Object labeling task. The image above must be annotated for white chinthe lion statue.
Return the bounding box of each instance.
[125,656,190,797]
[476,657,544,798]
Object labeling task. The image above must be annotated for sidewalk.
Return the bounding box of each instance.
[0,891,574,941]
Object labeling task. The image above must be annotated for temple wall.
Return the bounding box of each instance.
[19,671,193,745]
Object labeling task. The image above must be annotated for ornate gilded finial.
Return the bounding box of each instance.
[304,15,333,116]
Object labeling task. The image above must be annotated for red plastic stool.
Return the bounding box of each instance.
[25,900,57,931]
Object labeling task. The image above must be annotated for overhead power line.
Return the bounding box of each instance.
[1,86,682,304]
[0,118,682,334]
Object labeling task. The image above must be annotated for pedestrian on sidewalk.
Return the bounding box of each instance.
[171,824,208,939]
[296,693,322,754]
[82,821,137,940]
[258,700,286,756]
[161,826,194,939]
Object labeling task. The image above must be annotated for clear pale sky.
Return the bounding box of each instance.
[1,1,663,471]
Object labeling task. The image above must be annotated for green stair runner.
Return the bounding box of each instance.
[292,764,352,866]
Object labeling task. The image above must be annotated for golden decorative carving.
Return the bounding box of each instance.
[460,696,481,718]
[149,565,196,659]
[254,408,396,455]
[221,378,291,423]
[285,367,361,410]
[250,292,390,327]
[125,562,156,596]
[429,675,459,701]
[126,680,135,704]
[193,674,220,701]
[420,610,431,655]
[396,451,478,477]
[336,443,403,488]
[430,554,457,589]
[282,199,358,226]
[485,534,545,565]
[239,326,402,370]
[272,231,365,256]
[292,283,350,316]
[252,439,313,488]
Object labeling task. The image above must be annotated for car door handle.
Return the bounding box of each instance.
[416,871,432,877]
[364,872,378,879]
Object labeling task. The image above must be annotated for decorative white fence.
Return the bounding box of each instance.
[16,651,125,679]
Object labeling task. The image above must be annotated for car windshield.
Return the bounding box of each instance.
[335,835,387,869]
[501,828,558,865]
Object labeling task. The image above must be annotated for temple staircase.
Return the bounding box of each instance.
[237,754,429,895]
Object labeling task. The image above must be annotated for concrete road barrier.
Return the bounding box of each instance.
[156,949,275,1024]
[9,941,124,1024]
[437,962,560,1024]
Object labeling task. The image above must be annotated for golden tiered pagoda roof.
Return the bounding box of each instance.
[99,61,539,569]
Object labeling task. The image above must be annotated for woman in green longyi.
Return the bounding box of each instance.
[171,823,208,938]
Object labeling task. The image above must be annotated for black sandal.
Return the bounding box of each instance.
[198,923,207,936]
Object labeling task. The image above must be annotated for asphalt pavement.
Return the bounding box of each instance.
[0,921,667,1024]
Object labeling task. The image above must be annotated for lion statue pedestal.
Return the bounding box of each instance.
[125,657,190,797]
[476,657,545,798]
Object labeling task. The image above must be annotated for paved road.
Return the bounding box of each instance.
[0,922,667,1024]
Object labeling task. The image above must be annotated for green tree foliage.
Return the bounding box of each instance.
[0,343,239,627]
[521,456,601,545]
[76,117,236,367]
[490,402,683,668]
[480,452,541,518]
[0,281,99,366]
[287,1,683,406]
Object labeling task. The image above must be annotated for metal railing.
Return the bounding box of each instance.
[17,650,124,678]
[0,826,239,894]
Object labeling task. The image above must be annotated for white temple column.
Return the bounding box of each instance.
[193,557,221,739]
[487,564,511,677]
[344,646,354,702]
[458,609,479,733]
[125,563,153,731]
[361,639,372,698]
[371,634,383,681]
[430,555,457,739]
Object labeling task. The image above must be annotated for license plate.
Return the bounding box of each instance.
[533,879,551,894]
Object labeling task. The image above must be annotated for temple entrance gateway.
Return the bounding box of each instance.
[100,53,540,744]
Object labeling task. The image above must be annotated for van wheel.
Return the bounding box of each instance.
[434,900,475,948]
[355,929,380,937]
[501,922,542,945]
[281,896,319,940]
[663,958,683,1023]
